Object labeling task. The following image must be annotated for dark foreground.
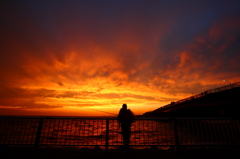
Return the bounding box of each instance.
[1,147,240,159]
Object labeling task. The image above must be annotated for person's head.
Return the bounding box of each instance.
[122,103,127,110]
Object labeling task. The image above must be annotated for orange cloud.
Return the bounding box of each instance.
[1,1,240,116]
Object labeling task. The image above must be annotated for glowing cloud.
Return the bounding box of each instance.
[0,1,240,116]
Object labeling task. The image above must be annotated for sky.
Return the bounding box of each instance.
[0,0,240,116]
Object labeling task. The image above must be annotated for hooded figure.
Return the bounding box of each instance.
[118,104,135,153]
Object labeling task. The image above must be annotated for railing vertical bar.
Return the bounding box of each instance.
[227,120,234,144]
[12,119,19,144]
[131,121,135,145]
[181,119,186,145]
[77,119,79,146]
[101,119,104,145]
[218,120,224,144]
[145,120,148,146]
[68,119,71,145]
[141,120,144,145]
[46,119,50,145]
[228,119,235,145]
[176,119,181,145]
[151,120,154,145]
[58,119,61,145]
[163,119,167,145]
[53,119,57,145]
[155,119,159,145]
[169,119,173,145]
[65,119,67,145]
[198,119,204,145]
[72,119,74,145]
[51,119,55,145]
[29,119,34,145]
[172,118,179,151]
[86,119,89,146]
[190,119,195,145]
[138,120,143,145]
[4,119,10,144]
[225,120,231,145]
[65,119,68,146]
[58,119,62,145]
[195,119,200,145]
[83,119,86,145]
[34,118,43,150]
[26,119,32,144]
[73,119,76,145]
[20,119,25,144]
[39,119,43,145]
[22,119,29,144]
[188,120,193,146]
[213,120,219,145]
[105,119,109,152]
[55,119,59,145]
[233,119,240,143]
[194,119,199,145]
[167,119,171,145]
[92,120,94,145]
[78,119,81,145]
[232,119,239,144]
[182,119,187,145]
[70,119,73,145]
[12,119,18,144]
[56,119,59,145]
[183,119,187,145]
[221,120,227,144]
[139,120,142,145]
[20,119,27,144]
[61,119,65,145]
[147,120,150,145]
[226,119,233,145]
[206,120,213,145]
[29,119,36,144]
[144,120,147,145]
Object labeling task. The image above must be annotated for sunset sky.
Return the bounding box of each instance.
[1,0,240,116]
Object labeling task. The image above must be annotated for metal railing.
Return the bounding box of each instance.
[0,117,240,150]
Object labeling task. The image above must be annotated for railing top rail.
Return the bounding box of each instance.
[0,116,117,119]
[0,116,236,120]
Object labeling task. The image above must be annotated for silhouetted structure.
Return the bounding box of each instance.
[142,81,240,117]
[118,104,135,153]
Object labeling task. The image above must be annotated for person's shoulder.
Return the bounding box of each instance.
[127,109,133,113]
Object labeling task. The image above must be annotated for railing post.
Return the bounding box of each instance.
[34,118,43,151]
[172,118,179,151]
[105,119,109,153]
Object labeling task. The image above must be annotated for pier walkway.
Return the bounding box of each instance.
[1,147,240,159]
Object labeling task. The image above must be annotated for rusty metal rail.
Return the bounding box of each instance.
[0,117,239,150]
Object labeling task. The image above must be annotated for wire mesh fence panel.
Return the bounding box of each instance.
[175,118,240,146]
[0,118,39,145]
[1,117,240,148]
[39,118,107,146]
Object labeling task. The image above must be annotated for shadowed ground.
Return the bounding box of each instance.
[1,147,240,159]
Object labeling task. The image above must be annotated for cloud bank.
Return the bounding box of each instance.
[0,0,240,115]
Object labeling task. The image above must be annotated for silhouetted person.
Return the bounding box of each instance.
[118,103,135,154]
